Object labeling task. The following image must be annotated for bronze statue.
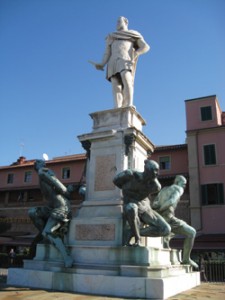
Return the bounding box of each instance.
[113,159,171,246]
[29,159,73,267]
[152,175,198,268]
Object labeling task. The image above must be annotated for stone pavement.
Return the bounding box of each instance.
[1,269,225,299]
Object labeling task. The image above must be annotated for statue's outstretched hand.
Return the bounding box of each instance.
[88,60,104,71]
[95,64,104,71]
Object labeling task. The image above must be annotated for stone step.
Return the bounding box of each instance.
[7,267,200,299]
[24,257,191,279]
[34,243,175,267]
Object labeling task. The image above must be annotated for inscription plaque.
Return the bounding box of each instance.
[94,154,116,191]
[76,224,115,241]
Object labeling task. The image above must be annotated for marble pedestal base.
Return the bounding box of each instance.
[8,267,200,299]
[7,244,200,299]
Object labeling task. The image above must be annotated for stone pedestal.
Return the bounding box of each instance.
[70,107,154,247]
[7,107,200,299]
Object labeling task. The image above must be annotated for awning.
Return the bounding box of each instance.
[170,234,225,250]
[0,232,35,246]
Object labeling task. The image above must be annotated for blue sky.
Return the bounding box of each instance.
[1,0,225,166]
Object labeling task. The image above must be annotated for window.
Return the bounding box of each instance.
[62,167,70,179]
[201,184,224,205]
[7,173,14,184]
[203,144,216,165]
[201,106,212,121]
[24,171,32,183]
[159,156,171,170]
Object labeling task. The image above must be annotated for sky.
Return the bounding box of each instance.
[0,0,225,166]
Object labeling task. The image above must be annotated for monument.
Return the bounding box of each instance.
[7,17,200,299]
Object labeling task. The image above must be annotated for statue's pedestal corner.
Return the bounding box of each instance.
[89,106,146,133]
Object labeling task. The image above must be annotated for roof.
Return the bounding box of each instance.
[0,153,86,170]
[186,124,225,134]
[51,153,86,162]
[154,144,187,152]
[185,94,217,102]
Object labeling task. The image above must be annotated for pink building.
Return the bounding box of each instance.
[151,95,225,256]
[186,95,225,254]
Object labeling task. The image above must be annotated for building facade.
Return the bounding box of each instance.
[151,95,225,260]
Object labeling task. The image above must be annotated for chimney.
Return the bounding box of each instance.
[17,156,26,165]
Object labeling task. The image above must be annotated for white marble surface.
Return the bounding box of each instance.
[32,243,172,268]
[89,107,146,132]
[7,267,200,299]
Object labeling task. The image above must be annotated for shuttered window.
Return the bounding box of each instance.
[201,184,224,205]
[203,144,216,165]
[201,106,212,121]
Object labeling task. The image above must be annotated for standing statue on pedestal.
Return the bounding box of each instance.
[152,175,198,268]
[29,159,73,267]
[90,16,150,108]
[113,160,171,246]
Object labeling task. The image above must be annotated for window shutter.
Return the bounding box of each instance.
[201,185,208,205]
[218,184,224,204]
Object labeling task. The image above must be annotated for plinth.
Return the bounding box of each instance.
[70,106,154,246]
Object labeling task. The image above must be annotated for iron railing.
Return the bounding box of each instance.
[202,261,225,283]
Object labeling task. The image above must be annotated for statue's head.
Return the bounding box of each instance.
[34,159,46,171]
[144,159,159,179]
[174,175,187,188]
[117,16,128,31]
